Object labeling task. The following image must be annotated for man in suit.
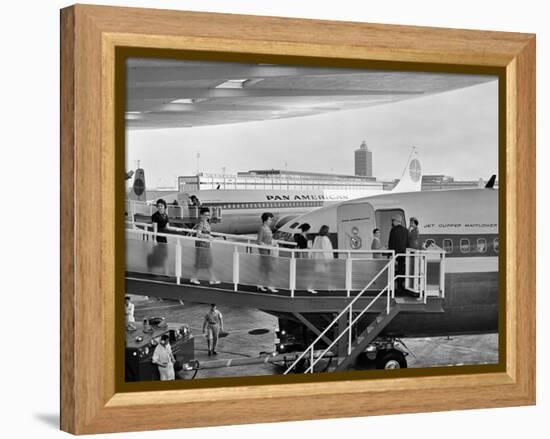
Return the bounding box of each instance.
[388,215,409,295]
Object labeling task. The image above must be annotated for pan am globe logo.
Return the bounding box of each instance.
[409,158,422,182]
[349,227,362,249]
[133,178,145,196]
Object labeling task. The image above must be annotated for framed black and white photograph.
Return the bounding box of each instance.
[123,57,499,382]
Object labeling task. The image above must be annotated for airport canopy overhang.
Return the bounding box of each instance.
[126,59,496,130]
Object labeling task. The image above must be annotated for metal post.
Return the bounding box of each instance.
[420,255,428,303]
[414,251,420,292]
[175,238,182,285]
[233,245,239,292]
[348,306,352,355]
[440,253,446,299]
[310,348,314,373]
[424,255,428,304]
[289,252,296,297]
[405,249,411,290]
[345,256,352,297]
[391,255,396,299]
[387,259,391,299]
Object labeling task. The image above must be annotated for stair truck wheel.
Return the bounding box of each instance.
[376,350,407,369]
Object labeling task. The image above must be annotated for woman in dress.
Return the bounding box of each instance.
[256,212,278,293]
[309,225,334,294]
[149,199,180,273]
[294,223,311,258]
[190,207,220,285]
[151,199,171,243]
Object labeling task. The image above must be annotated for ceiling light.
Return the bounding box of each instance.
[215,79,249,89]
[125,112,143,120]
[170,98,195,104]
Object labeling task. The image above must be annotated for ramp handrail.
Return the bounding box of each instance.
[125,227,395,258]
[283,256,395,374]
[157,225,298,248]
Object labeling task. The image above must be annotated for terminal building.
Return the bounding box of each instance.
[178,169,382,192]
[178,140,381,192]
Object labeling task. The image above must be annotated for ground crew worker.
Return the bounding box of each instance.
[152,334,175,381]
[125,296,135,324]
[203,304,224,356]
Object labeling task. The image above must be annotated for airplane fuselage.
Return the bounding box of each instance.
[184,188,388,234]
[275,188,499,341]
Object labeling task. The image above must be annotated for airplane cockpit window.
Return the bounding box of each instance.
[289,222,300,229]
[460,238,470,253]
[477,238,487,253]
[443,238,453,253]
[494,237,499,253]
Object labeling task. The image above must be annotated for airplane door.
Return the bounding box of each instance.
[337,202,376,252]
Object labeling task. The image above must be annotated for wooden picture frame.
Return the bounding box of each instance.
[60,4,535,434]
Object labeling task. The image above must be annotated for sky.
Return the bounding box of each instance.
[126,79,498,189]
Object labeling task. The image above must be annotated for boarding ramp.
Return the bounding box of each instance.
[125,226,445,368]
[126,227,391,300]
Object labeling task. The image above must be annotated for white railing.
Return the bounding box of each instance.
[126,227,394,296]
[126,199,222,222]
[403,249,446,303]
[162,225,297,249]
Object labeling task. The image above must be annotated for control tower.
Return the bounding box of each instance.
[354,140,373,177]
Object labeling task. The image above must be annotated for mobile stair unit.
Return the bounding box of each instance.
[284,249,446,373]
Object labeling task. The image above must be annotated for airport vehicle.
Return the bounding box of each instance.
[125,318,195,382]
[126,186,498,371]
[127,150,422,234]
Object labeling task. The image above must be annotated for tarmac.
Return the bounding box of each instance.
[130,296,498,380]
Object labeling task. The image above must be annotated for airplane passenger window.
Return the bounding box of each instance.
[460,238,470,253]
[494,237,499,253]
[424,238,436,248]
[477,238,487,253]
[443,239,453,253]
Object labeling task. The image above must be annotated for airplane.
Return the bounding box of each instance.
[272,186,498,369]
[127,149,423,235]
